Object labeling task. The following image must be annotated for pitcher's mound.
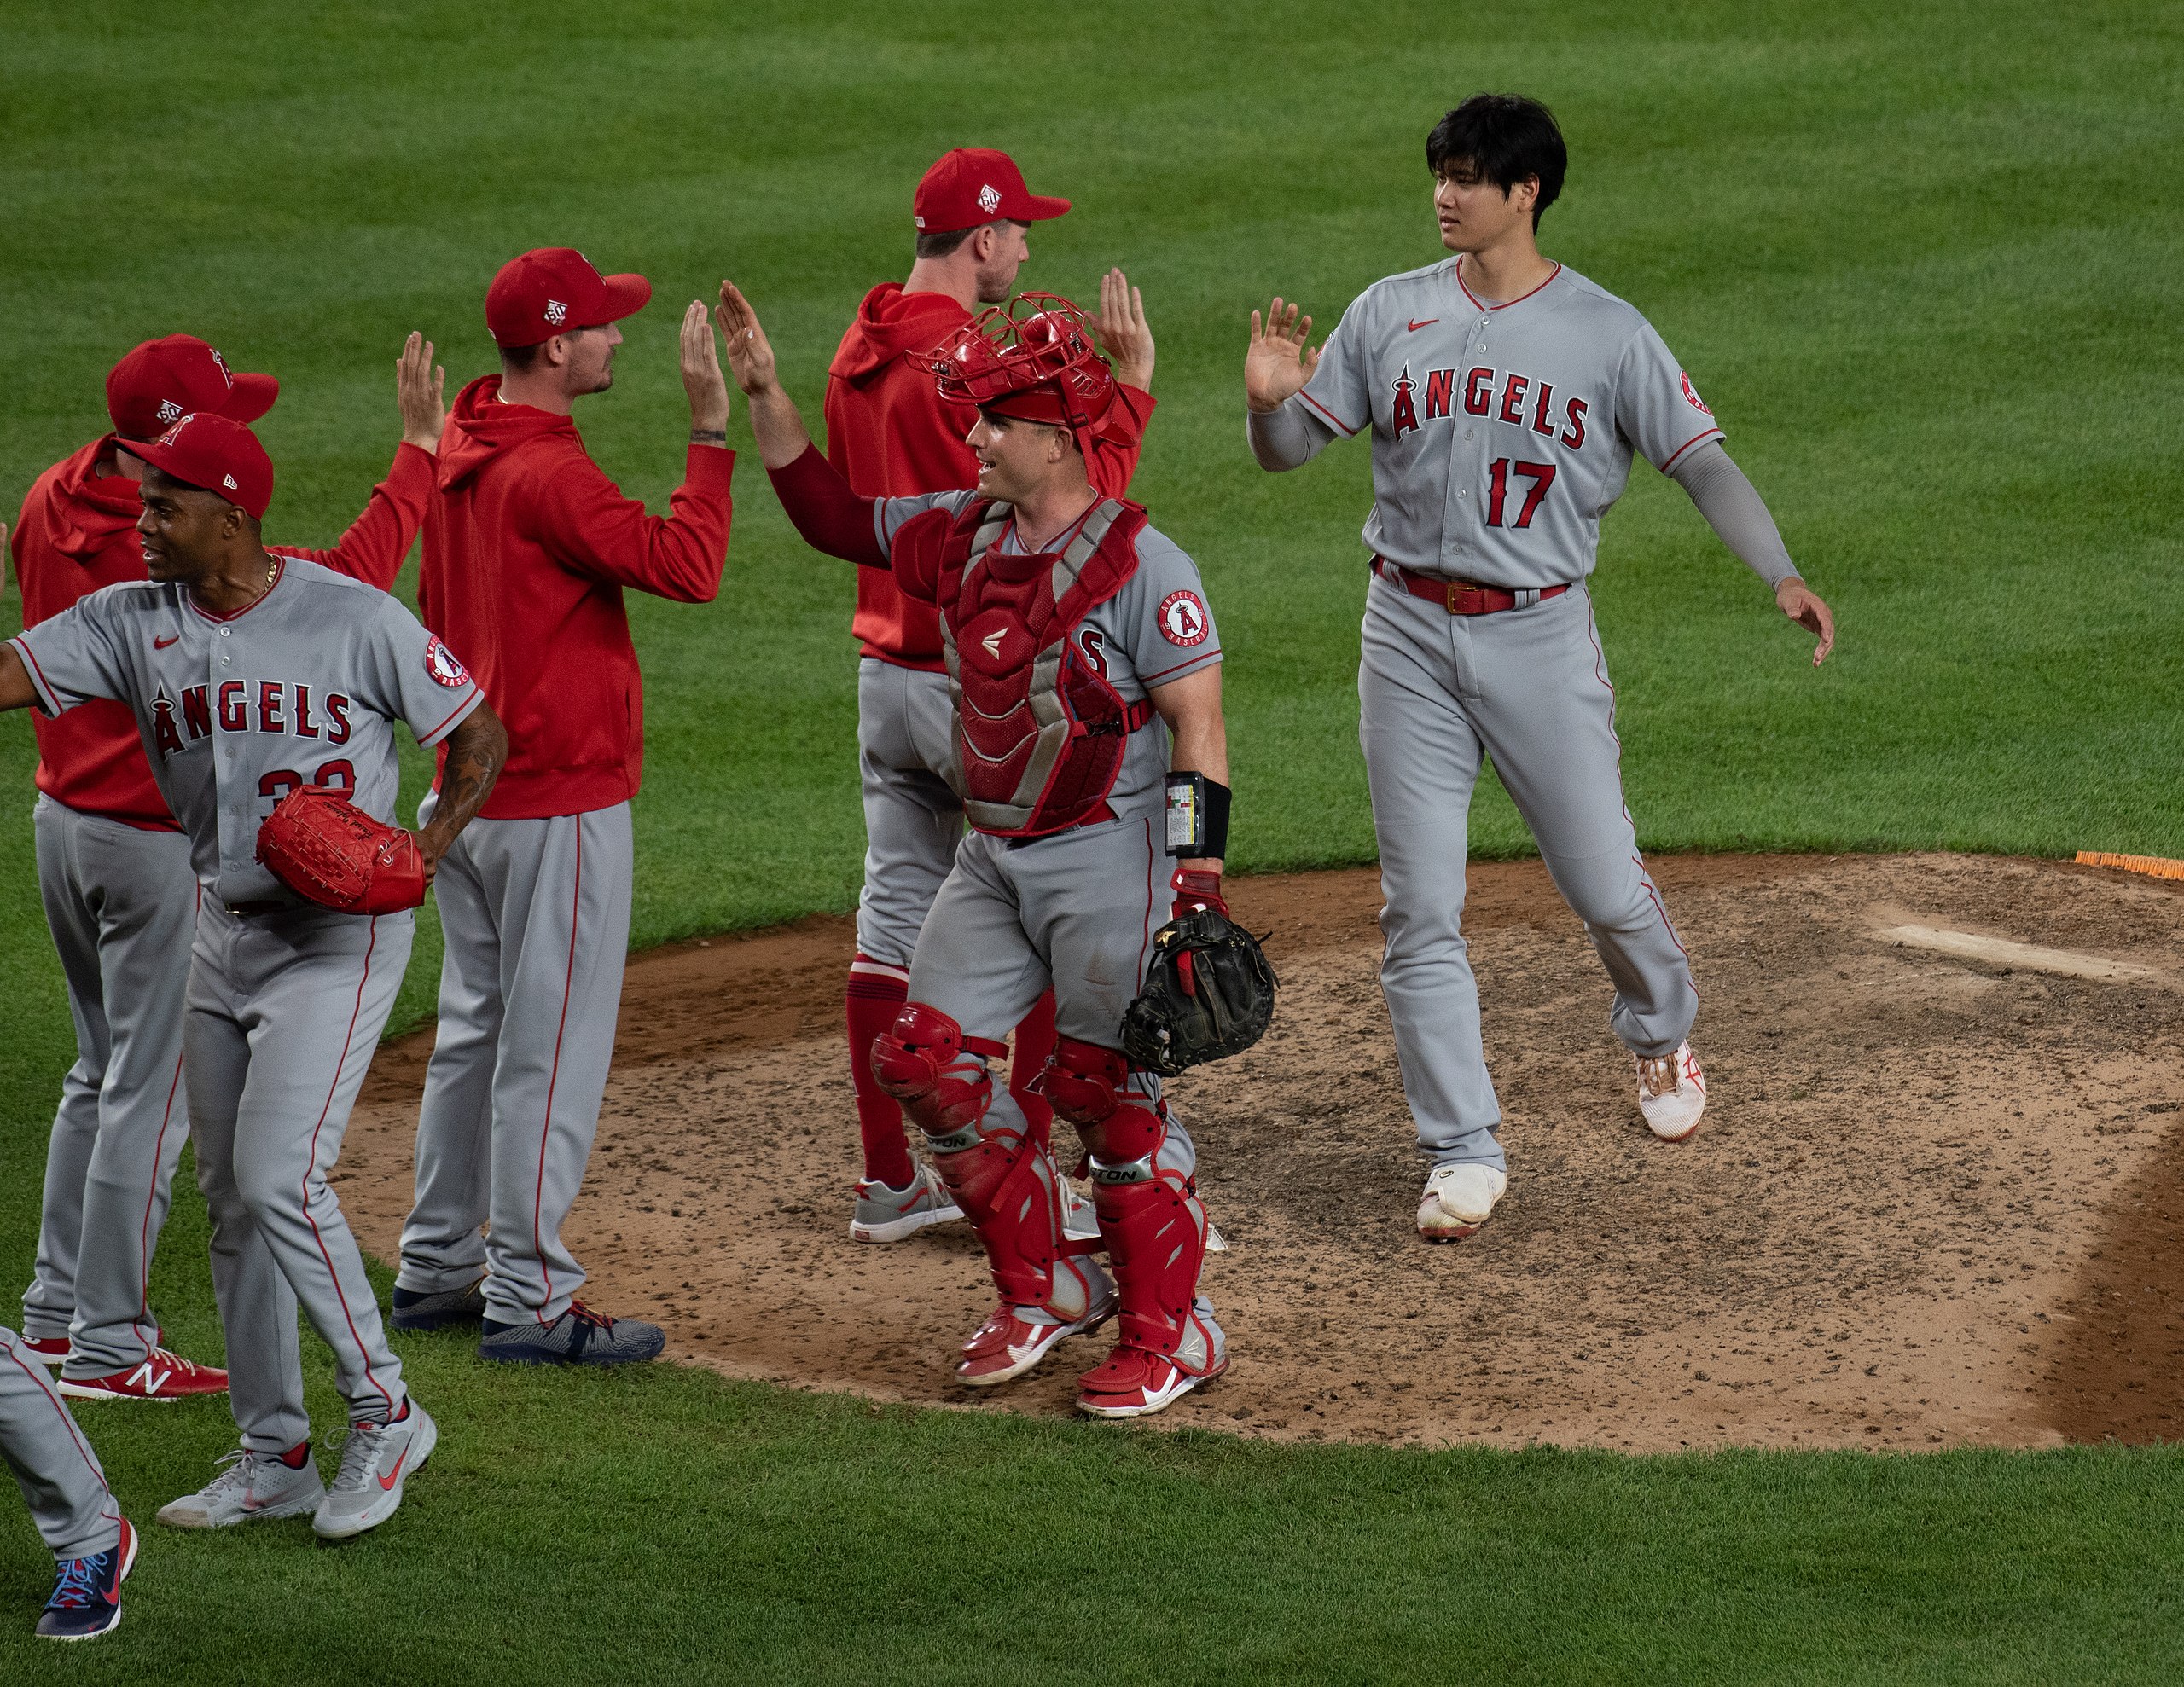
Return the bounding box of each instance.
[338,852,2184,1452]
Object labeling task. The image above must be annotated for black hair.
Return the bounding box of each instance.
[1426,94,1567,229]
[498,341,546,372]
[915,218,1016,261]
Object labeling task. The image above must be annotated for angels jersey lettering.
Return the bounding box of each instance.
[1298,260,1723,588]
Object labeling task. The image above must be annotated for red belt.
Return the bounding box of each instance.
[1372,555,1568,616]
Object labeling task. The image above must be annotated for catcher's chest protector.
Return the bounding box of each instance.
[938,498,1153,838]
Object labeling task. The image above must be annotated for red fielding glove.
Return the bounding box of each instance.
[1170,867,1228,919]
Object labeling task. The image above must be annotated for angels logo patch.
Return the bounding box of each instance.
[1158,590,1210,647]
[423,636,470,689]
[1681,372,1712,416]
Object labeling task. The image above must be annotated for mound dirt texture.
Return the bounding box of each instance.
[338,853,2184,1452]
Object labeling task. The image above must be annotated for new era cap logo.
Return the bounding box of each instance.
[222,474,238,490]
[544,299,568,326]
[156,399,183,424]
[978,183,1001,214]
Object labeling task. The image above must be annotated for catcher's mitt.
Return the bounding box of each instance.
[255,786,425,915]
[1119,907,1277,1076]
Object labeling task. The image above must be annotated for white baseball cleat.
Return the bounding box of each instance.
[1635,1041,1707,1141]
[1415,1162,1507,1242]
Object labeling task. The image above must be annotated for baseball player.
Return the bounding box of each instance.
[1,1327,134,1638]
[9,332,447,1404]
[827,147,1157,1245]
[392,249,734,1365]
[1,413,508,1540]
[1244,94,1835,1240]
[723,281,1232,1418]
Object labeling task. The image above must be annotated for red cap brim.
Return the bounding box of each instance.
[217,371,279,425]
[586,273,652,327]
[1019,193,1072,222]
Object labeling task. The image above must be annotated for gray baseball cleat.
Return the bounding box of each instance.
[157,1445,325,1529]
[479,1301,665,1366]
[313,1400,437,1540]
[849,1163,963,1244]
[388,1275,488,1332]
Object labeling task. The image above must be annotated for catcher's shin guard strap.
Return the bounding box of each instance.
[1092,1173,1211,1360]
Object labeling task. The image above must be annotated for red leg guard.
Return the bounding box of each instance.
[873,1004,1098,1320]
[845,960,913,1186]
[1043,1037,1214,1370]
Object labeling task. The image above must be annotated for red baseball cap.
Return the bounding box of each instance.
[485,248,652,348]
[105,335,277,442]
[913,148,1070,233]
[117,413,275,521]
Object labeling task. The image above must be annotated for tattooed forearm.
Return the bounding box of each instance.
[416,699,507,867]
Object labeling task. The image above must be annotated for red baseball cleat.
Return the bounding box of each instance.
[58,1351,228,1402]
[20,1336,69,1366]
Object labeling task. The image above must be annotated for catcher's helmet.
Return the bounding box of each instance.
[916,293,1115,435]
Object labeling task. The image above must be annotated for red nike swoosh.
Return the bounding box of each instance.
[154,635,179,648]
[1407,318,1439,332]
[378,1446,409,1491]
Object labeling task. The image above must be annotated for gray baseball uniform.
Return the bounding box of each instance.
[9,555,483,1446]
[873,487,1222,1130]
[25,802,197,1377]
[1250,257,1757,1168]
[0,1325,119,1562]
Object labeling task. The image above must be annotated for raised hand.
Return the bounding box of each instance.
[715,281,781,397]
[681,299,730,433]
[1095,267,1154,392]
[1776,577,1836,666]
[395,332,447,452]
[1246,296,1320,415]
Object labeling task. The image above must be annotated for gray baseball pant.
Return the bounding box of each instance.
[908,819,1198,1180]
[188,902,410,1450]
[0,1326,120,1562]
[855,658,961,971]
[27,797,198,1378]
[398,803,633,1327]
[1359,574,1697,1172]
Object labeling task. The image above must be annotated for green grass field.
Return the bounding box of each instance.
[3,0,2181,1678]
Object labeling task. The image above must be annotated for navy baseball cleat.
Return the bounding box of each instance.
[479,1301,665,1366]
[37,1518,135,1641]
[389,1275,488,1332]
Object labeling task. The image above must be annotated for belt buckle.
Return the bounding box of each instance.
[1444,579,1463,613]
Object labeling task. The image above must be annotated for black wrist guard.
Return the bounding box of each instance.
[1164,774,1232,859]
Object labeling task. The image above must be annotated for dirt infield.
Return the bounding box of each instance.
[336,853,2184,1452]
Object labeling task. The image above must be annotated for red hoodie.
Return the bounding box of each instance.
[421,375,732,820]
[9,437,434,829]
[822,283,1154,670]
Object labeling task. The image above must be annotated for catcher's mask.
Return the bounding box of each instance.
[915,293,1115,441]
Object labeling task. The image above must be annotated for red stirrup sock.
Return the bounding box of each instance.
[845,959,914,1186]
[1009,990,1059,1139]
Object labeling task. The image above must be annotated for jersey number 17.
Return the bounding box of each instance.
[1485,459,1556,529]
